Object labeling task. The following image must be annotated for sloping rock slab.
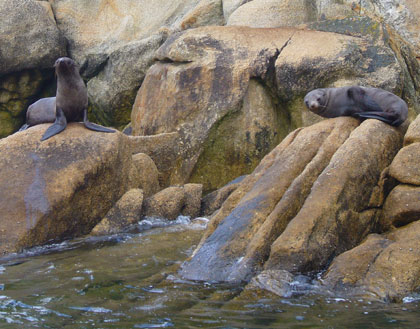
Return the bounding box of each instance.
[180,117,358,282]
[0,124,131,255]
[180,118,404,282]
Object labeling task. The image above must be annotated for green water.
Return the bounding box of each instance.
[1,218,419,328]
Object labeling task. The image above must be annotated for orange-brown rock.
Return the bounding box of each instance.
[91,188,144,236]
[128,153,160,197]
[0,124,132,255]
[323,221,420,302]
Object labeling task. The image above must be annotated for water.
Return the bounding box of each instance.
[0,217,419,328]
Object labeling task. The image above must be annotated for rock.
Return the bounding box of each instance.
[180,117,359,282]
[143,186,185,220]
[0,0,66,138]
[175,0,225,30]
[200,175,246,216]
[0,0,66,75]
[91,189,144,235]
[222,0,251,20]
[128,153,160,197]
[381,184,420,230]
[143,184,203,220]
[323,221,420,302]
[246,270,295,298]
[128,132,181,187]
[49,0,199,69]
[132,25,387,190]
[87,33,166,129]
[404,114,420,146]
[265,119,403,274]
[227,0,317,27]
[0,124,132,255]
[388,142,420,185]
[180,118,404,282]
[183,184,203,218]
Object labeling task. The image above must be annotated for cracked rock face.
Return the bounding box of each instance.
[179,117,404,283]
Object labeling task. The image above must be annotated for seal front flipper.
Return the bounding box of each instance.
[83,109,115,133]
[41,107,67,141]
[354,111,396,125]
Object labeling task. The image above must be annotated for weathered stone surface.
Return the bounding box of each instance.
[128,132,181,187]
[49,0,200,69]
[128,153,160,197]
[404,114,420,146]
[180,117,360,282]
[388,142,420,185]
[246,270,295,298]
[266,119,403,274]
[183,184,203,218]
[91,188,144,235]
[175,0,225,30]
[143,186,185,220]
[200,175,246,216]
[0,0,66,75]
[227,0,317,27]
[323,221,420,302]
[87,33,166,129]
[0,124,132,255]
[381,185,420,230]
[132,26,383,190]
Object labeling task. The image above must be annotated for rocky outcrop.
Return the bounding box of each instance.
[91,188,144,236]
[180,117,404,283]
[131,24,403,191]
[0,124,131,255]
[323,221,420,302]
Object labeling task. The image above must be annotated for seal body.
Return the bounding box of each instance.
[19,97,56,131]
[304,86,408,126]
[20,57,115,140]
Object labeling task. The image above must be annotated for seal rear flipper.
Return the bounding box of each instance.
[41,107,67,141]
[19,124,30,131]
[355,112,396,125]
[83,109,115,133]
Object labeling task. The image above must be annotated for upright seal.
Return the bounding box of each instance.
[304,86,408,126]
[20,57,115,140]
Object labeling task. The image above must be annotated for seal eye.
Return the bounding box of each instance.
[317,97,321,102]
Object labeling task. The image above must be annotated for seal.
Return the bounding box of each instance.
[20,57,115,140]
[304,86,408,126]
[19,97,56,131]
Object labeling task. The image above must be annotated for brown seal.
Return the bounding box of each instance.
[20,57,115,140]
[304,86,408,126]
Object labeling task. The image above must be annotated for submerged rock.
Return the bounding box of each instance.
[0,124,132,255]
[180,117,404,283]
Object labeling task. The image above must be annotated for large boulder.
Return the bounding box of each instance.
[0,0,66,138]
[131,25,401,191]
[0,124,132,255]
[323,221,420,302]
[0,0,66,75]
[179,118,404,282]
